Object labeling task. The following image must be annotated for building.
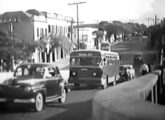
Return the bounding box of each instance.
[73,24,98,49]
[0,9,73,64]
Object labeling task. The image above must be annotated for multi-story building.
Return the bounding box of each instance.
[0,9,73,64]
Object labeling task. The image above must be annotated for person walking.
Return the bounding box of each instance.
[140,62,149,75]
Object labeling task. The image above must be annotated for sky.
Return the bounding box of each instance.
[0,0,165,25]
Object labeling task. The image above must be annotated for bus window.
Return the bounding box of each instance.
[80,57,101,66]
[70,57,101,66]
[109,59,116,65]
[103,58,106,66]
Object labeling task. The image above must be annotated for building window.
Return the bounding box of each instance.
[40,28,44,37]
[9,22,14,32]
[53,25,56,34]
[37,28,39,37]
[45,28,47,36]
[48,25,51,33]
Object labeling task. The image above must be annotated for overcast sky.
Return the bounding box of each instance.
[0,0,164,25]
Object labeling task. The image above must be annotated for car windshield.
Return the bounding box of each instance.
[125,66,131,69]
[70,57,101,66]
[14,65,45,78]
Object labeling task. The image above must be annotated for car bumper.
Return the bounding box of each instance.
[69,77,102,85]
[0,98,35,103]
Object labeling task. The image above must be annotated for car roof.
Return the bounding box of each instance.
[70,49,119,56]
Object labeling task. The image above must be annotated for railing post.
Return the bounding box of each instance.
[155,83,158,104]
[151,87,155,103]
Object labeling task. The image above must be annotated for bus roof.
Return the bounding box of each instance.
[70,49,119,57]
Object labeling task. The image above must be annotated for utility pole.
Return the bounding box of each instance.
[155,14,157,25]
[68,1,86,49]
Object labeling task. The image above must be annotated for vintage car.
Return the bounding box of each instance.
[119,64,135,81]
[0,63,68,112]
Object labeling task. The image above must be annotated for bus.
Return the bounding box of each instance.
[68,49,120,89]
[101,42,111,51]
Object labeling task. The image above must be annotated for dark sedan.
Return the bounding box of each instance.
[0,63,68,112]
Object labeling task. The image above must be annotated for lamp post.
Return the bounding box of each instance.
[68,1,86,49]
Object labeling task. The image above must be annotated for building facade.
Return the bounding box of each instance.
[73,25,98,50]
[0,9,73,64]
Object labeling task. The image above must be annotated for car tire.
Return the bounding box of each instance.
[33,93,44,112]
[58,89,66,104]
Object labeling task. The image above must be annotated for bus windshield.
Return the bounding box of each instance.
[70,57,101,66]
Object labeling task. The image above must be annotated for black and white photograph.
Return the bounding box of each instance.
[0,0,165,120]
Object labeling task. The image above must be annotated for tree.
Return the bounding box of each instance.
[147,23,165,49]
[0,30,37,71]
[97,21,147,42]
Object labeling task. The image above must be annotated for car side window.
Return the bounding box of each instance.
[23,68,29,76]
[54,67,60,76]
[15,67,22,76]
[43,67,53,78]
[48,67,56,76]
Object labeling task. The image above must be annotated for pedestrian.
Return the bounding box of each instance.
[149,62,155,72]
[140,62,149,75]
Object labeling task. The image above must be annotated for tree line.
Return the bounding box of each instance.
[146,19,165,49]
[91,21,147,48]
[0,31,71,71]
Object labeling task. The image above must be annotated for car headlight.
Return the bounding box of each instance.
[93,72,97,76]
[24,86,32,92]
[72,72,76,76]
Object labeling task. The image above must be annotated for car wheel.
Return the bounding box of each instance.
[58,89,66,103]
[33,93,44,112]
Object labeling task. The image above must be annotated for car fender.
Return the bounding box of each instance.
[32,84,47,96]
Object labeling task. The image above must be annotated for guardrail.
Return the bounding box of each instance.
[92,68,165,120]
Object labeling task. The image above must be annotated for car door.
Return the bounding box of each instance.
[44,67,61,97]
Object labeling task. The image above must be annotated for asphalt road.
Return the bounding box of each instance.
[0,87,98,120]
